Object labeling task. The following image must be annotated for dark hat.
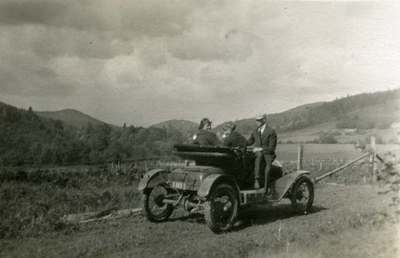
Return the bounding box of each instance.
[199,118,212,129]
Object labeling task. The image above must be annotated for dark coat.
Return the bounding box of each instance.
[192,129,220,146]
[223,131,247,148]
[247,124,277,155]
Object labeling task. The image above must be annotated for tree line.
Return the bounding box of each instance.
[0,103,187,166]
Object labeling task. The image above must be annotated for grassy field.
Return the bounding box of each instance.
[0,144,398,240]
[0,166,142,238]
[0,184,397,258]
[278,123,400,144]
[276,143,400,161]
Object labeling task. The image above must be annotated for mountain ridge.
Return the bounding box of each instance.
[2,88,399,141]
[0,88,399,166]
[153,89,400,143]
[35,109,114,128]
[215,89,400,135]
[151,119,198,137]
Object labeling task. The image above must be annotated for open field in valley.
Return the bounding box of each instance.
[0,144,399,257]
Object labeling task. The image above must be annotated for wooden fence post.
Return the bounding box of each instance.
[370,136,377,183]
[297,144,304,170]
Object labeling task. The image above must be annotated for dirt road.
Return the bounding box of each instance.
[0,184,398,258]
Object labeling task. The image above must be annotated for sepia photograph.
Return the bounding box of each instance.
[0,1,399,257]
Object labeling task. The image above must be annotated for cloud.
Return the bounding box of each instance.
[167,29,253,61]
[0,0,194,37]
[0,1,399,126]
[0,1,67,26]
[0,25,134,59]
[0,52,77,97]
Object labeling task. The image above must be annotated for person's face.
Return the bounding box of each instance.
[225,128,233,135]
[205,123,212,130]
[256,120,264,127]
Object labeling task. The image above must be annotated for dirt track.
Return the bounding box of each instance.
[0,183,398,258]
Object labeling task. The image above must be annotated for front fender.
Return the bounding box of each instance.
[273,170,312,200]
[197,174,239,198]
[138,168,169,192]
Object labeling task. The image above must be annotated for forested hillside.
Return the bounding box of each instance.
[217,89,400,135]
[36,109,109,128]
[1,89,399,166]
[151,119,197,138]
[0,102,186,166]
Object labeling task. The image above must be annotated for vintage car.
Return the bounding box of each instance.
[138,144,314,233]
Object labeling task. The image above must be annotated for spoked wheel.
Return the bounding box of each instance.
[142,184,174,222]
[290,177,314,214]
[204,183,238,233]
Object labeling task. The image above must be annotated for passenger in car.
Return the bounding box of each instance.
[222,122,247,148]
[192,118,220,146]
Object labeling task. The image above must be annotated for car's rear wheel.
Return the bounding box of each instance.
[142,184,174,222]
[290,176,314,214]
[204,183,238,233]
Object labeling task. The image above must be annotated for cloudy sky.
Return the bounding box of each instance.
[0,1,399,126]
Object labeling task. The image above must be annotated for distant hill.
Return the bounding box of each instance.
[0,102,79,165]
[0,88,399,166]
[151,90,400,144]
[151,119,197,137]
[214,102,325,135]
[216,89,400,143]
[0,101,182,166]
[0,101,15,110]
[36,109,111,128]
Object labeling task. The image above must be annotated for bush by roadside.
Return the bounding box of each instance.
[0,166,142,239]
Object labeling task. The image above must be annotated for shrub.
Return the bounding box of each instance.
[318,133,338,144]
[0,166,143,239]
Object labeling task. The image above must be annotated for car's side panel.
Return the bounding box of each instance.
[138,169,169,192]
[168,170,204,191]
[197,174,239,198]
[272,170,311,200]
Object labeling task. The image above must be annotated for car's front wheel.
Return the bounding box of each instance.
[204,183,238,233]
[142,184,174,222]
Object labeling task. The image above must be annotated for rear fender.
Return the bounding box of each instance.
[272,170,312,200]
[198,174,239,199]
[138,169,169,192]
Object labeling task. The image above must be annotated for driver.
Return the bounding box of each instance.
[247,114,277,191]
[192,118,220,146]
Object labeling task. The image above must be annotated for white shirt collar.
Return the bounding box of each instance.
[259,123,266,134]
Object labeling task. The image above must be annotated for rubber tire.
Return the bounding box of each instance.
[142,185,174,223]
[290,176,314,214]
[204,183,238,234]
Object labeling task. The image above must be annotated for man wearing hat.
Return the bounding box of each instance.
[222,122,247,148]
[192,118,220,146]
[247,114,277,190]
